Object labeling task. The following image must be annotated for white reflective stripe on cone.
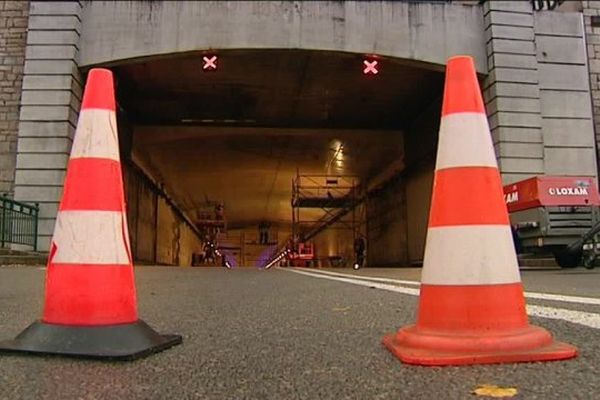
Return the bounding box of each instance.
[421,225,521,285]
[70,109,120,161]
[436,112,498,170]
[50,210,130,265]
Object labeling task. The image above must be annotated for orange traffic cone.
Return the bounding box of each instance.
[382,56,577,366]
[0,69,181,359]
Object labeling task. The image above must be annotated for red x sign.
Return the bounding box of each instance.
[203,55,217,71]
[363,59,378,75]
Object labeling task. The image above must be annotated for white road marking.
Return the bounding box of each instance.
[305,268,420,286]
[285,268,420,296]
[527,305,600,330]
[282,268,600,330]
[301,268,600,306]
[524,292,600,306]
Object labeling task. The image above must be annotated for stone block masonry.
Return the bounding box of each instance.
[0,0,29,196]
[483,0,545,184]
[12,1,82,251]
[535,10,597,178]
[484,0,598,183]
[583,1,600,170]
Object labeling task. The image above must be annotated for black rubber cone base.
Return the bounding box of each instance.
[0,319,182,360]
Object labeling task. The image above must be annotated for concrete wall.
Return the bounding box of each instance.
[366,177,408,267]
[402,96,440,264]
[125,165,156,263]
[0,0,29,196]
[124,160,203,266]
[178,210,200,266]
[155,197,178,265]
[362,95,438,267]
[405,164,434,264]
[355,81,438,266]
[78,0,487,72]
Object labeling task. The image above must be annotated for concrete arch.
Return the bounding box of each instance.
[79,0,487,72]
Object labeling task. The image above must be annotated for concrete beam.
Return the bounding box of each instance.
[78,1,487,72]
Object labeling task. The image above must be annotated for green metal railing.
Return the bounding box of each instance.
[0,196,39,251]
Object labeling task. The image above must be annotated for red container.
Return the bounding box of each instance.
[503,176,600,213]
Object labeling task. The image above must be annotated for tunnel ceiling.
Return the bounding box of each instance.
[120,50,444,228]
[115,50,444,130]
[134,128,405,227]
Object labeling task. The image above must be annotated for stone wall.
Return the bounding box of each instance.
[535,10,597,177]
[12,1,82,251]
[483,0,545,184]
[583,0,600,164]
[0,0,29,196]
[484,0,597,183]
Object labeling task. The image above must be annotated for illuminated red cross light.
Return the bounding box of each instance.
[363,59,379,75]
[203,55,218,71]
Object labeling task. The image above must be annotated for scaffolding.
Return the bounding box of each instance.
[291,172,366,266]
[194,200,227,239]
[191,200,229,266]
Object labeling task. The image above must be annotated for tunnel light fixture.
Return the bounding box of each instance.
[203,55,218,71]
[363,59,379,75]
[327,139,345,172]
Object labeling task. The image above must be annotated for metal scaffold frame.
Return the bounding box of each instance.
[291,171,367,266]
[192,200,229,266]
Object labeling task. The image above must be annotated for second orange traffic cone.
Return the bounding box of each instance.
[0,69,182,359]
[382,56,577,366]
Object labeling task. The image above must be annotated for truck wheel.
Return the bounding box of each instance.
[583,254,596,270]
[553,248,582,269]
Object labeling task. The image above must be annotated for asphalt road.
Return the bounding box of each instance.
[0,266,599,400]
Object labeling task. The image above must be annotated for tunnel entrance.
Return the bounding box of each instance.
[112,50,445,267]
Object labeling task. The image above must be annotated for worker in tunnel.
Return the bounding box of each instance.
[258,220,270,244]
[204,240,216,264]
[354,235,366,270]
